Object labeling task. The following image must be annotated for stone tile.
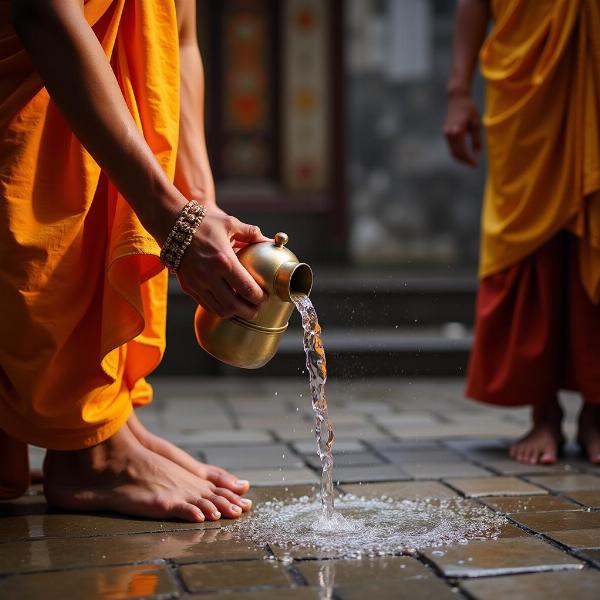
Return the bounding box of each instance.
[292,440,366,454]
[0,563,176,600]
[303,452,383,468]
[244,484,318,505]
[482,460,579,476]
[373,412,441,427]
[335,578,457,600]
[369,441,444,452]
[525,474,600,492]
[345,400,393,414]
[445,477,547,498]
[545,528,600,549]
[510,510,600,533]
[564,490,600,508]
[0,497,50,517]
[163,429,273,446]
[578,549,600,566]
[379,449,464,464]
[233,467,318,486]
[276,425,388,442]
[385,421,524,439]
[461,570,600,600]
[296,556,431,585]
[202,444,304,470]
[400,462,492,479]
[332,465,410,483]
[180,561,292,593]
[188,590,323,600]
[0,512,219,543]
[480,495,579,513]
[423,537,583,577]
[341,480,458,500]
[0,530,265,574]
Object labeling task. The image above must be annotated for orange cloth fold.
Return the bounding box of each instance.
[0,0,179,451]
[481,0,600,301]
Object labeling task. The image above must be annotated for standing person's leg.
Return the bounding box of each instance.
[568,235,600,463]
[466,234,567,464]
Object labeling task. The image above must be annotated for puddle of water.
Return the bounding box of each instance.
[292,293,335,518]
[230,494,508,558]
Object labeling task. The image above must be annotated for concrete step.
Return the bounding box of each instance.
[156,273,476,377]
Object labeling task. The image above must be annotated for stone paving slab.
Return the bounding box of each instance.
[0,563,176,600]
[545,528,600,550]
[180,561,293,594]
[3,377,600,598]
[480,495,580,513]
[422,537,583,577]
[445,476,548,498]
[510,510,600,533]
[460,570,600,600]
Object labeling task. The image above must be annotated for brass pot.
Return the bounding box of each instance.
[194,232,313,369]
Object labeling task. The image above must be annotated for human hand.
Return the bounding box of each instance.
[177,208,271,319]
[443,92,481,167]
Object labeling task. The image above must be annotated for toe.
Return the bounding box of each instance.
[209,493,243,519]
[539,449,557,465]
[170,502,205,523]
[206,466,250,494]
[214,487,252,512]
[195,498,222,521]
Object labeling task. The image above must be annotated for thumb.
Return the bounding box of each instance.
[229,218,270,244]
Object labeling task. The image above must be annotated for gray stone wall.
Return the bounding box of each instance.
[346,0,486,270]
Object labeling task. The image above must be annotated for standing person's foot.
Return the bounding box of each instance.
[509,398,564,464]
[577,402,600,464]
[127,411,250,495]
[43,423,252,522]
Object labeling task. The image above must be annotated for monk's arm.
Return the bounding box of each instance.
[443,0,490,167]
[11,0,266,318]
[174,1,216,207]
[11,0,185,242]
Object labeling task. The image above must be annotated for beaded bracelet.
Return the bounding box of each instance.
[160,200,207,273]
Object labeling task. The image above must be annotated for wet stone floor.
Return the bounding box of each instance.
[2,377,600,599]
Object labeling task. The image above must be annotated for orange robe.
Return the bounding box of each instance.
[0,0,179,494]
[480,0,600,300]
[468,0,600,406]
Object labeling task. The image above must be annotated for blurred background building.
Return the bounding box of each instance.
[160,0,487,378]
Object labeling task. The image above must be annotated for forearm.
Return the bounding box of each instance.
[11,0,186,242]
[447,0,490,96]
[174,42,216,207]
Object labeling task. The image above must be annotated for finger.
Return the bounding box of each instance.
[199,290,226,317]
[228,217,269,244]
[470,118,482,154]
[223,252,266,306]
[212,278,260,320]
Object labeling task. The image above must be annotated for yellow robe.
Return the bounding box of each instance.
[480,0,600,300]
[0,0,178,478]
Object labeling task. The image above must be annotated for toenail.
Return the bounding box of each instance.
[232,505,242,513]
[236,480,249,486]
[213,511,221,519]
[240,498,252,506]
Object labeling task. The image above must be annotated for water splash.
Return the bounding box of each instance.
[292,293,335,518]
[230,494,507,558]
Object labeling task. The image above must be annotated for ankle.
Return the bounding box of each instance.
[532,397,563,424]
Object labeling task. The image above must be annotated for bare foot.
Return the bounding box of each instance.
[577,403,600,464]
[43,424,251,522]
[509,398,564,465]
[127,411,250,495]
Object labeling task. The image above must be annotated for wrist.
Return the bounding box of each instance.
[142,185,189,246]
[447,82,472,98]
